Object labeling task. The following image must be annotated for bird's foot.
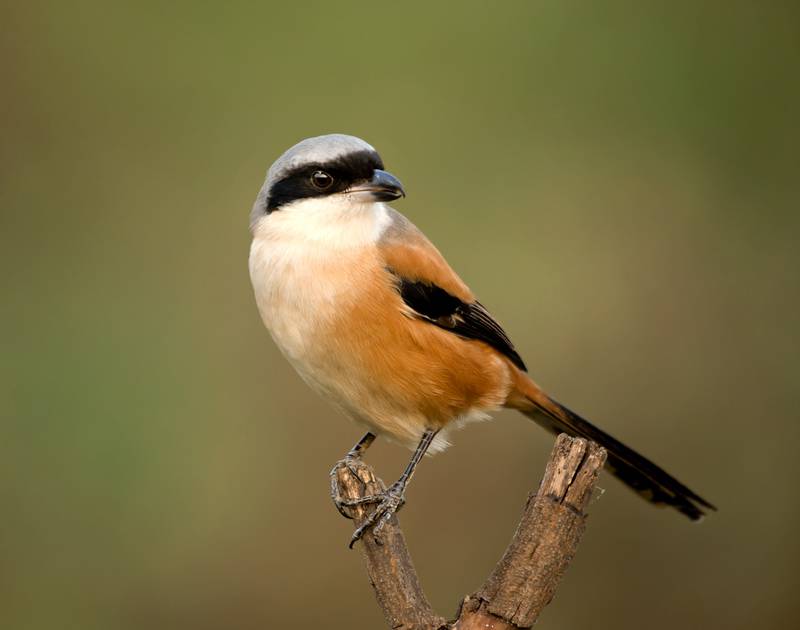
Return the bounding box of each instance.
[329,456,369,519]
[347,480,406,548]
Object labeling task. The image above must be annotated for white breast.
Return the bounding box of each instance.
[248,198,390,391]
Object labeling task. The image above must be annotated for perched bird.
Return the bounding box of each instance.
[248,134,714,546]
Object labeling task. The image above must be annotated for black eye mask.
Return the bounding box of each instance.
[266,149,384,212]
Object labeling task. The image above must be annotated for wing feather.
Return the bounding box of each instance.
[390,274,527,371]
[378,208,526,371]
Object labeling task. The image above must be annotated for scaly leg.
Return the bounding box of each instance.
[347,429,438,548]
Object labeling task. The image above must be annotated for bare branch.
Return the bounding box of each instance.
[334,462,447,630]
[331,434,607,629]
[456,435,607,627]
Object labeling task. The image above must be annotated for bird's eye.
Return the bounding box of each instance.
[310,170,334,190]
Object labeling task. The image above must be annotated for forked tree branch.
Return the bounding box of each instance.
[332,434,607,629]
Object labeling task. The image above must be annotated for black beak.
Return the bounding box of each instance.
[349,169,405,201]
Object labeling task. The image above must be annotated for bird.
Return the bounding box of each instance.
[248,134,715,546]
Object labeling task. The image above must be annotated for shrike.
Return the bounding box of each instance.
[249,134,714,546]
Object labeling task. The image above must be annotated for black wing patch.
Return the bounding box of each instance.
[392,273,527,371]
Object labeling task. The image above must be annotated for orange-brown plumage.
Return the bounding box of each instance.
[379,213,474,303]
[316,239,512,447]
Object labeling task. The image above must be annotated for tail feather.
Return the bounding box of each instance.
[511,378,715,520]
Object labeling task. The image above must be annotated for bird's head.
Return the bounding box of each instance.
[251,134,405,229]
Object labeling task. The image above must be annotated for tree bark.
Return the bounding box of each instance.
[332,434,607,629]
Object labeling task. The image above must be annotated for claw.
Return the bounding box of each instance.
[333,429,436,548]
[330,457,367,519]
[347,482,406,548]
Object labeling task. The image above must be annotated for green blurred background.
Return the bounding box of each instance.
[2,2,799,628]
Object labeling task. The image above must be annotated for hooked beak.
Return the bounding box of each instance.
[347,169,405,202]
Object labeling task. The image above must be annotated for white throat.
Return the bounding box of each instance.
[251,196,391,250]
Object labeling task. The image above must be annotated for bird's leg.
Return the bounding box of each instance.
[348,429,437,548]
[330,432,376,518]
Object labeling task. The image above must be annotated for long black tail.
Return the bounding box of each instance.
[514,381,715,520]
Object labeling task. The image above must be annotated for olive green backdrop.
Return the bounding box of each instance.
[2,2,798,629]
